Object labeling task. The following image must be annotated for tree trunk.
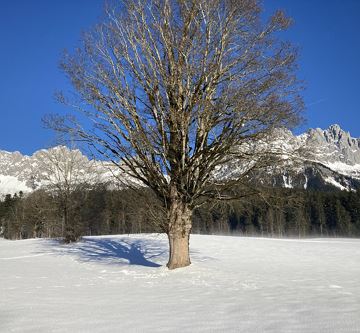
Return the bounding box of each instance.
[63,204,77,243]
[167,199,192,270]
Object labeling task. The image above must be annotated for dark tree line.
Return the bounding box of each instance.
[0,186,161,240]
[2,186,360,240]
[193,188,360,237]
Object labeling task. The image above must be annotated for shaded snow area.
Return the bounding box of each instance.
[1,234,360,332]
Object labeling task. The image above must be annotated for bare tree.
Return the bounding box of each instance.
[37,146,100,242]
[50,0,303,268]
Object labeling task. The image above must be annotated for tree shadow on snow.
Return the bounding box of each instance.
[44,237,167,268]
[79,238,164,267]
[40,236,216,267]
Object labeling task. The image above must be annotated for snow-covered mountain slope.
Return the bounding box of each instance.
[1,234,360,332]
[1,124,360,195]
[306,124,360,176]
[222,124,360,191]
[0,146,115,197]
[277,124,360,190]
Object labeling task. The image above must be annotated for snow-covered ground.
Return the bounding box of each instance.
[1,234,360,332]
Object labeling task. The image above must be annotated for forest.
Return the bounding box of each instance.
[2,185,360,240]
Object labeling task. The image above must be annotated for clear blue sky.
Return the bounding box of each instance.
[0,0,359,155]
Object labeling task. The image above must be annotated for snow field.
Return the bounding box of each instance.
[1,234,360,332]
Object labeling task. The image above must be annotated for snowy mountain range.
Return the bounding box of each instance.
[0,147,114,196]
[1,124,360,196]
[270,124,360,191]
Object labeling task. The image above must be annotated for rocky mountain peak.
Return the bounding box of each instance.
[323,124,350,145]
[328,123,343,135]
[1,124,360,195]
[306,125,360,164]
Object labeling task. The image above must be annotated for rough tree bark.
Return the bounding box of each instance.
[167,194,192,269]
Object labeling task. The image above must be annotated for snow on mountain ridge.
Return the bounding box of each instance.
[305,125,360,176]
[1,124,360,195]
[0,147,113,196]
